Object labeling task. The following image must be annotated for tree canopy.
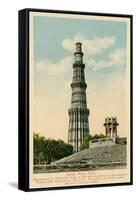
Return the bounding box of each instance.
[80,133,106,150]
[33,133,73,165]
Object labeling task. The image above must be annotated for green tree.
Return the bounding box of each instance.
[80,133,106,150]
[33,133,73,165]
[93,133,106,139]
[33,133,45,164]
[80,135,93,150]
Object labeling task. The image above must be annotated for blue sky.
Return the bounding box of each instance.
[34,16,127,62]
[32,14,129,141]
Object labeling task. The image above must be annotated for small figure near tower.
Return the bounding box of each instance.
[103,117,119,139]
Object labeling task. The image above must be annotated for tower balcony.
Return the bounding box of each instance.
[73,63,85,69]
[71,82,87,89]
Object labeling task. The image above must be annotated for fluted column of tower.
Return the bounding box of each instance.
[68,42,90,153]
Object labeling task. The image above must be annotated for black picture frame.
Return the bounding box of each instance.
[18,8,133,192]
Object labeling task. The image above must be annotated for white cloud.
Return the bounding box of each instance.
[35,56,72,75]
[35,47,126,77]
[110,48,126,65]
[35,34,125,75]
[62,33,115,55]
[87,48,126,71]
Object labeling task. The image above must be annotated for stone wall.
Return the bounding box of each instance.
[89,138,115,148]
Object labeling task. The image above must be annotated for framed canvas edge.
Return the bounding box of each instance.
[18,8,133,192]
[18,9,30,191]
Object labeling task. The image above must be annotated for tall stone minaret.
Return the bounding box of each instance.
[68,42,90,153]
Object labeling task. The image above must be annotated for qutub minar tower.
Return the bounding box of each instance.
[68,42,90,153]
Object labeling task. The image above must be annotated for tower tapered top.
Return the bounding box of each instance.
[74,42,83,63]
[76,42,82,52]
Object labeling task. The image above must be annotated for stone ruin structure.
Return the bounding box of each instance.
[103,116,119,138]
[89,117,119,148]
